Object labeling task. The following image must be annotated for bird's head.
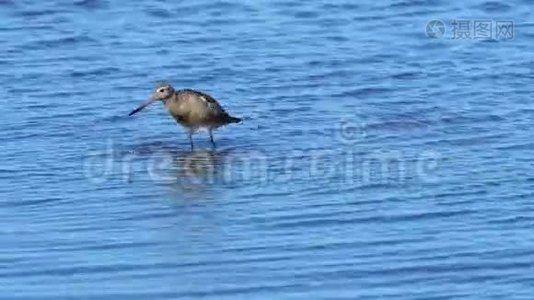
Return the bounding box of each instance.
[129,82,175,116]
[151,82,175,101]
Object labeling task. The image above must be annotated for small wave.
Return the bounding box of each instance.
[474,1,512,12]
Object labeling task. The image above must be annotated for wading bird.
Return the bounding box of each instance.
[129,83,241,150]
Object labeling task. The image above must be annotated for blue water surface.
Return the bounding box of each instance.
[1,0,534,299]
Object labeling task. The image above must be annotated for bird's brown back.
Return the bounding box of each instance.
[164,89,236,128]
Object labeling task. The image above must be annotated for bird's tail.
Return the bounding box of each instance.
[228,116,242,123]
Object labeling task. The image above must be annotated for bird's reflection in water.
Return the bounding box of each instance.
[159,148,245,196]
[128,142,262,195]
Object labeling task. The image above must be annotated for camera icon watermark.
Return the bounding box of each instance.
[426,20,446,39]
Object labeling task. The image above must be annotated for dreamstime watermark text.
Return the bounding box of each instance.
[82,141,442,189]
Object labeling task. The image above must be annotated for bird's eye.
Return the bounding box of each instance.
[158,89,165,93]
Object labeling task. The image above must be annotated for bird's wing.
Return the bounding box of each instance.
[197,92,228,116]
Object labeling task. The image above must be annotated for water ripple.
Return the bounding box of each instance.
[1,0,533,299]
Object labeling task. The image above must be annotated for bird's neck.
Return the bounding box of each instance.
[162,92,178,105]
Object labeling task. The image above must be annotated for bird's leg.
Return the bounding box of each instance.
[209,128,216,149]
[187,131,194,151]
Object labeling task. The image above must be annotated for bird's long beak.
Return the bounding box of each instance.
[129,97,158,116]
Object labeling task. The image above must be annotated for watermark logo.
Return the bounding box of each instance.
[82,122,442,189]
[495,21,514,40]
[473,20,492,39]
[426,20,446,39]
[338,119,367,144]
[426,19,514,40]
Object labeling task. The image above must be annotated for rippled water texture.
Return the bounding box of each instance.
[1,0,534,299]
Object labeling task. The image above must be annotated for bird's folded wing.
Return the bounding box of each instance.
[199,95,226,116]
